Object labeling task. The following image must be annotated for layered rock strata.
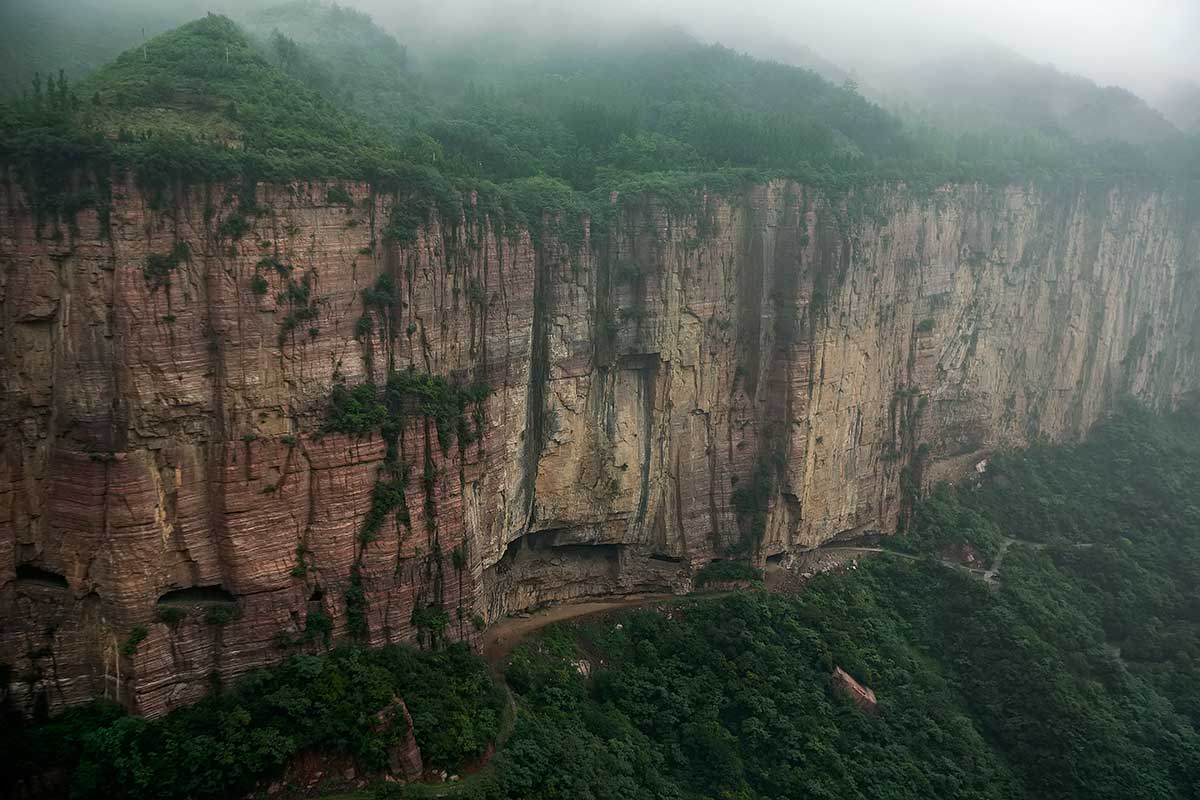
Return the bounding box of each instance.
[2,176,1197,716]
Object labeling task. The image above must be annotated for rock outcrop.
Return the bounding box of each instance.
[2,175,1198,716]
[831,666,878,713]
[374,696,424,781]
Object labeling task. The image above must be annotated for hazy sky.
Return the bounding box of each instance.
[357,0,1200,95]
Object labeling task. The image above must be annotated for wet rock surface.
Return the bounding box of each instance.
[2,177,1197,715]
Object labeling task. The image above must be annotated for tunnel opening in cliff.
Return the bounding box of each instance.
[157,586,238,606]
[484,531,685,617]
[14,564,69,589]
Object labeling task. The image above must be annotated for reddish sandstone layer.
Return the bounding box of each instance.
[1,175,1198,716]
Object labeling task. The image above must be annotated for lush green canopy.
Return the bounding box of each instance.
[4,8,1199,242]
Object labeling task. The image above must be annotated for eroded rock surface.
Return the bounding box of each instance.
[2,176,1197,715]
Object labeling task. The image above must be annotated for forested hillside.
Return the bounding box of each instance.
[866,44,1182,145]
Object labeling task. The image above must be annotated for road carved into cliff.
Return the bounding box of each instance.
[481,592,685,668]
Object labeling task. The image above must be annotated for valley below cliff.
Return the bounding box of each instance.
[2,174,1199,717]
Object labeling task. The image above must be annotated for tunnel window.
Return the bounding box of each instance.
[157,585,237,605]
[15,564,69,589]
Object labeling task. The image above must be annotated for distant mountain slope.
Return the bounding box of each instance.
[0,0,277,96]
[4,4,1197,206]
[0,12,411,190]
[868,45,1180,146]
[240,0,427,130]
[701,31,854,87]
[245,0,408,68]
[1153,81,1200,134]
[82,15,379,154]
[0,0,173,95]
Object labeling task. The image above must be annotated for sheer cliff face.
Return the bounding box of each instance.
[2,177,1198,715]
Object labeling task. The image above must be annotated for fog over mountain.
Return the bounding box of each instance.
[348,0,1200,142]
[347,0,1199,97]
[6,0,1196,99]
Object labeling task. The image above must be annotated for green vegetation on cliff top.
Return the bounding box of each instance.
[0,14,413,184]
[3,6,1199,242]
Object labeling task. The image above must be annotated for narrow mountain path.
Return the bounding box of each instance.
[806,536,1081,588]
[480,593,681,668]
[326,537,1100,798]
[379,592,723,799]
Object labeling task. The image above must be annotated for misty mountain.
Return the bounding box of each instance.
[1153,81,1200,134]
[4,0,1190,154]
[863,44,1181,146]
[645,28,856,88]
[240,0,428,128]
[0,0,280,95]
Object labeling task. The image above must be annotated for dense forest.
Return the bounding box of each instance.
[4,5,1200,249]
[5,403,1199,799]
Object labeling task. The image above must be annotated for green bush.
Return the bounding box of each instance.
[142,242,189,290]
[217,213,250,240]
[5,644,503,800]
[326,185,354,206]
[694,560,762,586]
[325,381,387,434]
[203,605,241,626]
[156,607,188,625]
[120,626,148,657]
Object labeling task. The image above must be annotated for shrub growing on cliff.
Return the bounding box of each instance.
[119,626,148,657]
[217,212,250,240]
[412,604,451,649]
[728,448,782,555]
[385,369,493,453]
[694,559,762,587]
[142,241,189,290]
[345,567,369,640]
[326,185,354,206]
[204,605,242,626]
[156,607,188,625]
[325,381,387,434]
[361,472,410,543]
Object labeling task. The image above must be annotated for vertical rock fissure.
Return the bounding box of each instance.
[704,411,722,551]
[518,243,551,530]
[735,197,766,399]
[634,358,656,530]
